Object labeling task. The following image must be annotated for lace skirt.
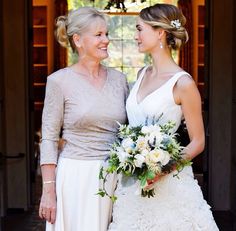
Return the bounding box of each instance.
[46,157,116,231]
[109,166,219,231]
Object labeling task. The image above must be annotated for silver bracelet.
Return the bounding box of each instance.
[43,180,56,185]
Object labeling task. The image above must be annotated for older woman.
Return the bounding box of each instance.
[39,7,128,231]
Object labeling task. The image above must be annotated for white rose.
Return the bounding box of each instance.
[134,154,145,168]
[146,149,170,166]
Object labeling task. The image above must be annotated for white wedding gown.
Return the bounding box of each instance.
[108,66,219,231]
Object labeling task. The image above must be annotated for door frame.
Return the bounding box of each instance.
[0,0,7,225]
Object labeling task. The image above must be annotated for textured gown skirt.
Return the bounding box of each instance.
[108,166,219,231]
[46,157,116,231]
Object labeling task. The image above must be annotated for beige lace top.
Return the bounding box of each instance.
[40,67,128,165]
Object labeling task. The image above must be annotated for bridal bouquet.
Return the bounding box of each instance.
[98,119,192,202]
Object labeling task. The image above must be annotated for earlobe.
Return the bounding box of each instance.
[76,42,81,48]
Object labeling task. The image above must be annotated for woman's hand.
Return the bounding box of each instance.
[144,174,161,191]
[39,183,57,224]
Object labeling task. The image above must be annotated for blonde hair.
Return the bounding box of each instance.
[140,3,188,50]
[55,7,107,52]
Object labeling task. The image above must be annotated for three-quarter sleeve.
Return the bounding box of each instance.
[40,77,64,165]
[124,77,130,101]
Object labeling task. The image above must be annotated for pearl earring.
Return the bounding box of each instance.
[160,41,163,49]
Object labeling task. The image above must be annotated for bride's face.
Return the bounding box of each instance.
[134,17,159,53]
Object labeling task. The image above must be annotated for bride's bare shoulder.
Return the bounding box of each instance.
[175,74,201,103]
[176,74,196,90]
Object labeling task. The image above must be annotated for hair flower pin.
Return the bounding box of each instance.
[170,19,181,29]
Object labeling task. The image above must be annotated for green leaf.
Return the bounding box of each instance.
[99,167,104,180]
[111,195,117,203]
[96,189,106,197]
[146,170,155,180]
[140,176,147,187]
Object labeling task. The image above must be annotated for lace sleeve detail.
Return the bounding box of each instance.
[40,77,64,165]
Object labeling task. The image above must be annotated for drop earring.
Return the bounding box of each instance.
[160,41,163,49]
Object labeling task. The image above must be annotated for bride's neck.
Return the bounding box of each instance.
[151,49,177,74]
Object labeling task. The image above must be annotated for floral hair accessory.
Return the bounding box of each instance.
[170,19,181,29]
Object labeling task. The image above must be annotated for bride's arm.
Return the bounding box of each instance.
[175,75,205,160]
[151,75,205,174]
[144,75,204,190]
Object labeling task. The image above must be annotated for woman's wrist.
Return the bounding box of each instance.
[42,180,56,191]
[182,153,192,161]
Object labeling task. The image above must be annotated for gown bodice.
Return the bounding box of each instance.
[126,66,190,133]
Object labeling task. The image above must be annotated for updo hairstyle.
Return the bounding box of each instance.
[55,7,106,52]
[140,3,188,50]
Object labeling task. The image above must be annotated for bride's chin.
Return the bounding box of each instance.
[137,45,147,53]
[138,47,146,53]
[138,47,144,53]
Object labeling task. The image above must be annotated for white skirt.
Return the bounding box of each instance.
[46,157,116,231]
[109,166,219,231]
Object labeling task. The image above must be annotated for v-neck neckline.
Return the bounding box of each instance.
[136,66,182,105]
[68,66,109,93]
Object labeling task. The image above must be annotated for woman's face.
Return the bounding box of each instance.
[135,17,159,53]
[79,18,109,61]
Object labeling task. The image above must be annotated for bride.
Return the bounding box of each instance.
[108,3,219,231]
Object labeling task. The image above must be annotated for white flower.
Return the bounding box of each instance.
[116,147,129,163]
[136,136,148,151]
[141,125,151,134]
[160,151,171,165]
[148,163,162,174]
[141,124,161,134]
[141,149,149,156]
[170,19,181,29]
[134,154,146,168]
[148,130,163,146]
[121,137,135,154]
[145,149,170,166]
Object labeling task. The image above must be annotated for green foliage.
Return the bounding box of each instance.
[99,166,104,180]
[160,121,176,134]
[97,189,106,197]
